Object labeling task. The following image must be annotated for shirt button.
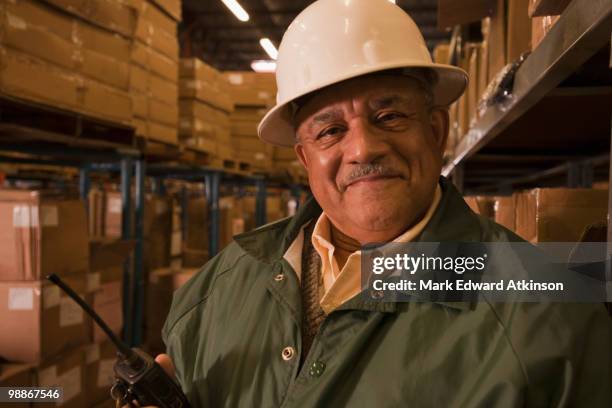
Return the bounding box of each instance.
[281,346,295,361]
[274,273,285,282]
[309,361,326,377]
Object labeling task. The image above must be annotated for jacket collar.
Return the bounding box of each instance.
[234,177,482,311]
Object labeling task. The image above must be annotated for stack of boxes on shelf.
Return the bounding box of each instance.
[0,188,127,407]
[465,187,609,242]
[144,266,197,355]
[182,189,209,268]
[223,71,276,172]
[0,0,134,125]
[130,0,181,145]
[178,59,234,157]
[438,0,571,158]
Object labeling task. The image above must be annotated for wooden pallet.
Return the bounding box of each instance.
[0,93,135,148]
[137,137,180,163]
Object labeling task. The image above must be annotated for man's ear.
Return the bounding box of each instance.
[294,138,309,170]
[429,107,449,154]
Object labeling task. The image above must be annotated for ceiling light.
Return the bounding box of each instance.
[259,38,279,60]
[251,60,277,73]
[220,0,249,22]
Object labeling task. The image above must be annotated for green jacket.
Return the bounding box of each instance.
[163,178,611,407]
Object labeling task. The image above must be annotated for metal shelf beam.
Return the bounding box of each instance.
[443,0,612,176]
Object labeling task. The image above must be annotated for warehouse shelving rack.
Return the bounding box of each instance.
[442,0,612,310]
[444,0,612,193]
[0,91,309,346]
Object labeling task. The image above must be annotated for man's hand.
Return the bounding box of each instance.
[120,354,177,408]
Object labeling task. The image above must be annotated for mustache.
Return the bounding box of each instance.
[339,163,403,191]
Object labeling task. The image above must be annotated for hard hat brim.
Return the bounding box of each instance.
[258,62,468,147]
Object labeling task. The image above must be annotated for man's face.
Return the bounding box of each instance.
[294,74,449,244]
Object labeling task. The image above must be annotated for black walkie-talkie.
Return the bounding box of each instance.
[47,274,191,408]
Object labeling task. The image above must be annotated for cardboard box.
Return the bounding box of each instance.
[42,0,138,38]
[531,14,560,50]
[182,248,208,268]
[90,238,134,273]
[149,98,178,126]
[144,196,172,272]
[223,71,277,107]
[493,196,515,231]
[0,364,33,407]
[0,190,89,281]
[184,197,208,251]
[528,0,571,16]
[514,188,608,242]
[83,78,132,123]
[150,0,181,21]
[507,0,532,63]
[33,346,87,408]
[0,275,90,363]
[84,340,116,406]
[103,191,124,239]
[145,266,188,351]
[0,47,82,113]
[147,121,178,145]
[487,0,506,83]
[91,281,123,343]
[0,0,76,71]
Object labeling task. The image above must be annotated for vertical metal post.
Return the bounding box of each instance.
[205,171,220,257]
[120,157,133,345]
[133,159,146,346]
[181,186,189,245]
[79,165,90,214]
[152,177,166,196]
[255,178,267,227]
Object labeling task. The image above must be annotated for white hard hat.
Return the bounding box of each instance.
[258,0,468,147]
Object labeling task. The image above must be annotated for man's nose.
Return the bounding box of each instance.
[342,119,389,164]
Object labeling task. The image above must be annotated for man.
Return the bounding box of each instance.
[144,0,610,406]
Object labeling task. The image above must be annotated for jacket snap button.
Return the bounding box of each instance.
[274,273,285,282]
[370,290,384,299]
[281,346,295,361]
[309,361,326,377]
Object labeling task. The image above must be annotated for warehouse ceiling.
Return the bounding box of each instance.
[180,0,449,71]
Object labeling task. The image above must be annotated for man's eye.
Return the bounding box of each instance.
[378,112,404,122]
[318,126,344,138]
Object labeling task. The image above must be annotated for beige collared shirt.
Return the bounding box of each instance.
[283,184,442,314]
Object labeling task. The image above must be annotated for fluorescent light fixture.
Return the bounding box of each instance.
[259,38,279,60]
[220,0,249,22]
[251,60,277,73]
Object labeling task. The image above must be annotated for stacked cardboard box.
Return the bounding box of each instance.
[183,196,209,268]
[219,196,247,250]
[130,0,181,145]
[0,364,33,408]
[170,196,183,269]
[230,107,275,171]
[514,188,608,242]
[0,189,94,405]
[0,0,134,124]
[528,0,568,51]
[88,239,133,343]
[466,188,608,242]
[223,71,278,169]
[144,267,198,354]
[179,59,233,157]
[84,340,116,406]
